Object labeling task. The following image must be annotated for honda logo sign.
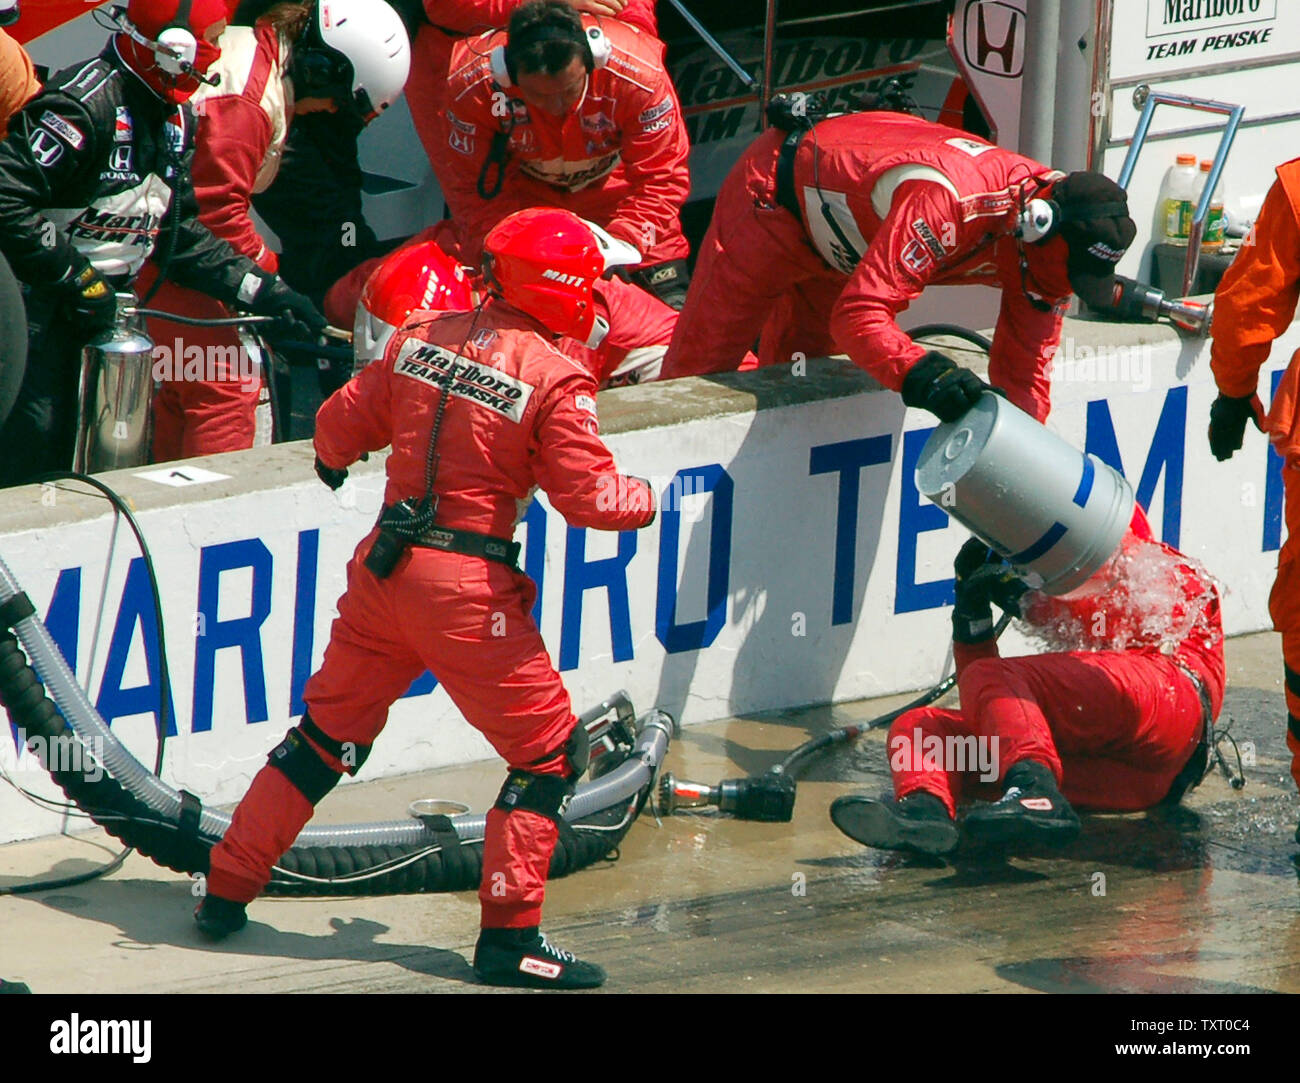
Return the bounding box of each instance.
[962,0,1025,78]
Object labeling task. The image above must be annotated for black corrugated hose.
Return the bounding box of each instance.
[0,476,646,895]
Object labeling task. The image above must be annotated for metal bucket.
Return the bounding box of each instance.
[74,293,155,473]
[914,393,1134,595]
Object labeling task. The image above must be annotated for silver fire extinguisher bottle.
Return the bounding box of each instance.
[73,292,155,473]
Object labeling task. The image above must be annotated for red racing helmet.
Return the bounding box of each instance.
[353,241,474,371]
[117,0,230,104]
[481,209,640,344]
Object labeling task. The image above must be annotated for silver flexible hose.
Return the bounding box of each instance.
[0,553,670,847]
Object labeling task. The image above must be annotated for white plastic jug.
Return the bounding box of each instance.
[1159,152,1199,247]
[915,394,1135,595]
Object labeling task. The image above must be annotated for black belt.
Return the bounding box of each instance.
[1163,659,1216,805]
[409,523,521,569]
[775,125,862,270]
[775,128,804,220]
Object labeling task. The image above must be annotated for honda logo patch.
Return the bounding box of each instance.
[448,129,474,155]
[901,239,932,275]
[109,145,133,172]
[28,129,63,167]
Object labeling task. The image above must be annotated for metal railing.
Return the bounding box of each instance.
[1116,87,1245,297]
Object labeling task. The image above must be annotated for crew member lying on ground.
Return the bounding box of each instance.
[661,105,1137,424]
[830,507,1224,855]
[332,228,758,387]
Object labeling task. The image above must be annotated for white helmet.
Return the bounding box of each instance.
[292,0,411,122]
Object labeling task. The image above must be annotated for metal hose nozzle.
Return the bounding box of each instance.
[658,771,796,821]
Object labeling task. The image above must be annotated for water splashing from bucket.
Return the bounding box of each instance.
[1017,536,1222,657]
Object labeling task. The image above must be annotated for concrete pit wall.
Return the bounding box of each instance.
[0,311,1291,844]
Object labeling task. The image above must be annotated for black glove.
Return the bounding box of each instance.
[250,272,327,341]
[1208,392,1263,462]
[315,456,348,490]
[952,537,1027,643]
[629,475,657,527]
[901,351,990,422]
[57,258,117,333]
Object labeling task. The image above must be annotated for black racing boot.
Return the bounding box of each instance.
[829,791,959,855]
[963,760,1081,848]
[194,894,248,941]
[473,926,606,989]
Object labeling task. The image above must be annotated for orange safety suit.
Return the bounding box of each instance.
[1209,157,1300,792]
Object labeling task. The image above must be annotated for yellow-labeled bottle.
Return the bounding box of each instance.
[1197,159,1226,251]
[1159,153,1199,247]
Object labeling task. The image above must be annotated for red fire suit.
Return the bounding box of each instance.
[661,113,1076,423]
[143,24,290,460]
[561,276,684,386]
[1209,157,1300,793]
[440,15,689,268]
[207,299,655,930]
[889,531,1224,815]
[404,0,657,179]
[325,224,754,385]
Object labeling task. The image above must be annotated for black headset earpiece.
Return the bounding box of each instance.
[493,19,607,86]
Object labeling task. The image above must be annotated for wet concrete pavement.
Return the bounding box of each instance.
[1,631,1297,994]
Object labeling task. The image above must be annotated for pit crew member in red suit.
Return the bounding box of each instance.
[661,110,1137,424]
[143,0,409,460]
[196,208,656,989]
[439,1,690,306]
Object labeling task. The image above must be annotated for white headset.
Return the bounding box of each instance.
[112,2,199,77]
[1017,197,1059,244]
[489,24,610,87]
